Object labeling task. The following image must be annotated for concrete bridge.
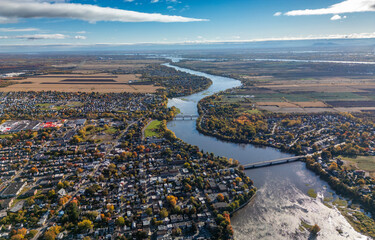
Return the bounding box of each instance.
[174,114,200,120]
[242,155,306,169]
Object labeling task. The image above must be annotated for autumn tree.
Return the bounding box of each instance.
[310,224,321,235]
[78,219,93,232]
[160,208,169,218]
[217,193,225,202]
[116,216,125,226]
[166,195,177,207]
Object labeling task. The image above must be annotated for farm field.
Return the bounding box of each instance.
[0,73,161,93]
[177,59,375,113]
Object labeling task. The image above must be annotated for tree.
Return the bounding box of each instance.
[44,226,61,240]
[166,195,177,207]
[78,219,93,232]
[59,196,70,206]
[48,189,55,198]
[145,208,153,216]
[184,183,192,192]
[217,193,225,202]
[160,208,169,218]
[11,234,24,240]
[310,224,321,235]
[357,178,366,185]
[116,216,125,226]
[172,227,182,236]
[27,230,38,239]
[67,202,80,223]
[16,228,27,236]
[30,166,38,174]
[328,162,338,171]
[321,150,332,160]
[107,204,114,213]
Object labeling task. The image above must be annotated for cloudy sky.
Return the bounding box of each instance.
[0,0,374,47]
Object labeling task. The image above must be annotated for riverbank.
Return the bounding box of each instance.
[165,62,370,239]
[195,95,375,238]
[230,191,257,217]
[196,100,302,155]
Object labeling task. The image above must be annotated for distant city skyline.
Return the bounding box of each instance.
[0,0,374,49]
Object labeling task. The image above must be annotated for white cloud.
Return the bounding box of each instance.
[331,14,342,20]
[1,32,375,48]
[74,35,86,40]
[273,12,282,16]
[178,32,375,44]
[0,28,39,32]
[0,33,88,40]
[0,0,207,23]
[17,34,67,40]
[330,14,347,20]
[151,0,160,3]
[14,34,67,40]
[284,0,375,16]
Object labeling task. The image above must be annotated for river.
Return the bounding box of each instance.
[165,61,370,240]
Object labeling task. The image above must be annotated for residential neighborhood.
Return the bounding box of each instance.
[0,91,254,240]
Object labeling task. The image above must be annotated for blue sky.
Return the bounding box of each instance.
[0,0,374,47]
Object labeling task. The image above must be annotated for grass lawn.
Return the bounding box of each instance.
[36,103,52,110]
[36,103,52,107]
[105,127,118,135]
[341,156,375,172]
[145,120,162,138]
[0,133,13,139]
[243,109,262,115]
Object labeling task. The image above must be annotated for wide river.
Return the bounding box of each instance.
[165,62,369,240]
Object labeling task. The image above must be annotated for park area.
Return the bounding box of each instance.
[144,120,162,138]
[341,156,375,178]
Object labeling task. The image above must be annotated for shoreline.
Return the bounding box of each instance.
[195,109,375,238]
[230,191,257,217]
[165,62,375,238]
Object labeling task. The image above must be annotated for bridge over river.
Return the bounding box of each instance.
[173,114,199,120]
[242,155,306,169]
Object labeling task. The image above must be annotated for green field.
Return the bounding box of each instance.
[0,133,13,139]
[309,92,367,101]
[144,120,162,138]
[341,156,375,172]
[105,127,118,135]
